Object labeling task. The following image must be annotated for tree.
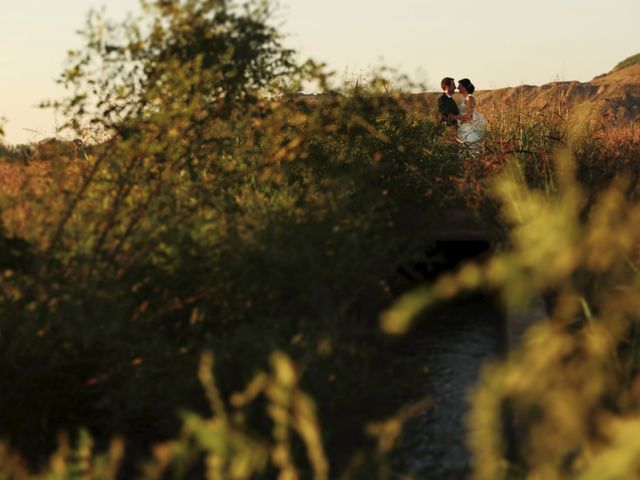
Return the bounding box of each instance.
[59,0,305,140]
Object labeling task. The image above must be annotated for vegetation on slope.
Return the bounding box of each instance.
[613,52,640,71]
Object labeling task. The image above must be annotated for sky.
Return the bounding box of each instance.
[1,0,638,145]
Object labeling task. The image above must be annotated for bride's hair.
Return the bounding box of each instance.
[458,78,475,94]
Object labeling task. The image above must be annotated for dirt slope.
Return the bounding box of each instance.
[473,63,640,122]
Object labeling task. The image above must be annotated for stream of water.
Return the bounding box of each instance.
[393,299,504,479]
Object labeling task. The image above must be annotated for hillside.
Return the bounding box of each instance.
[612,52,640,72]
[473,61,640,122]
[414,58,640,123]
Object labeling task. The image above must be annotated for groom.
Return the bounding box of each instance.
[437,77,458,126]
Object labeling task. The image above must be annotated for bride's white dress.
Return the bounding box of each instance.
[457,94,486,145]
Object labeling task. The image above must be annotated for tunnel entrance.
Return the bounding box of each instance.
[427,240,492,278]
[399,240,493,284]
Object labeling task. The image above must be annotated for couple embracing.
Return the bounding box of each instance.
[437,77,486,145]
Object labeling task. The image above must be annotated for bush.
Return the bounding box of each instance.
[0,0,459,474]
[613,52,640,71]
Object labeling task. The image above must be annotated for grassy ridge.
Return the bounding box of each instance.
[613,52,640,71]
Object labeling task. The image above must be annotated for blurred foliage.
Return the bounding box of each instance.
[0,349,428,480]
[2,0,640,478]
[468,157,640,480]
[0,0,457,477]
[382,108,640,478]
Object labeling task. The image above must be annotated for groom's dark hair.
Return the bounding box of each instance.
[440,77,455,90]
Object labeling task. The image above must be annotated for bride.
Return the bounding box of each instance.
[454,78,486,145]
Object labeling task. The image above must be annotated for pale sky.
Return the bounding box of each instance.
[1,0,638,144]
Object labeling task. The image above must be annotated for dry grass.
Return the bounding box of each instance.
[0,152,86,237]
[0,161,51,235]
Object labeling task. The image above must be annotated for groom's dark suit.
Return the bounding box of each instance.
[437,93,459,126]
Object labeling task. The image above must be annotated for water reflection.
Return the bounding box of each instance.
[394,299,503,479]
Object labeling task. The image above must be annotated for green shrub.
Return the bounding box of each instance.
[613,52,640,71]
[382,142,640,479]
[0,0,458,473]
